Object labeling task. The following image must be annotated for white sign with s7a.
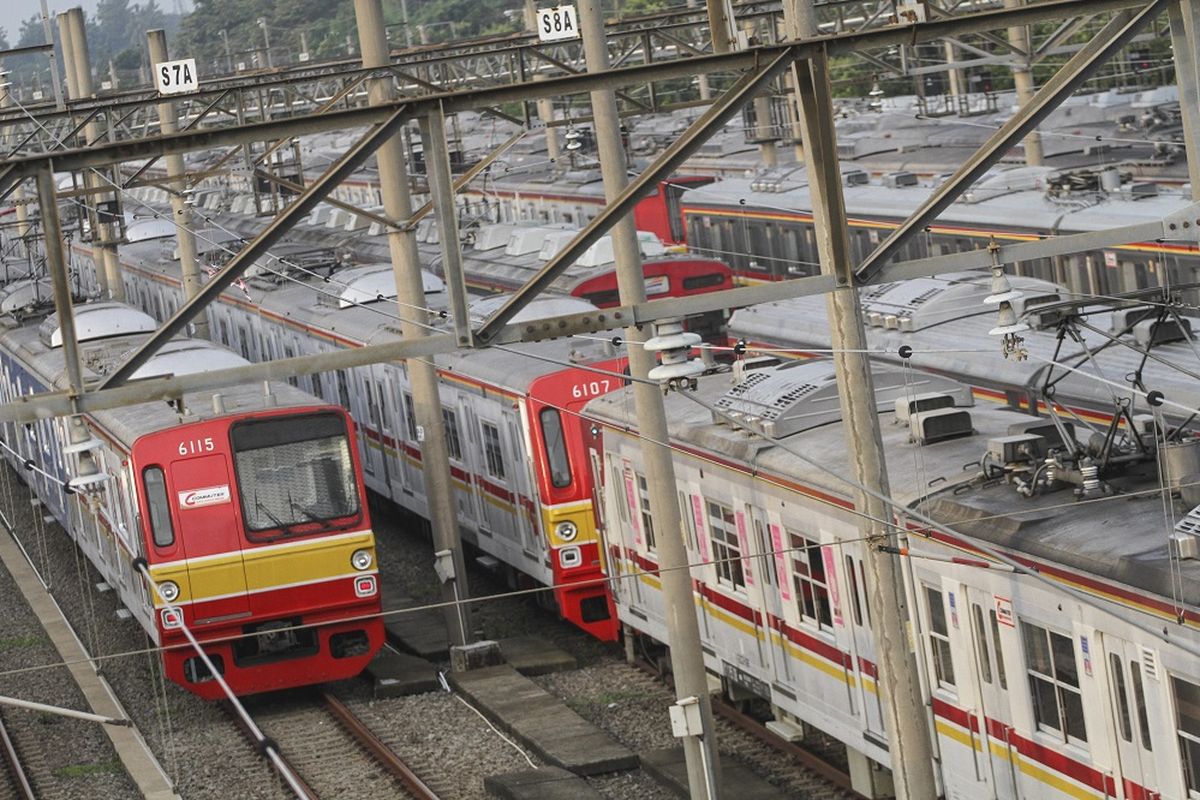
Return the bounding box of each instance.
[155,58,199,95]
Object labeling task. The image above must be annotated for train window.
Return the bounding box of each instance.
[403,393,418,440]
[752,517,775,587]
[707,500,745,590]
[218,320,230,346]
[845,554,863,626]
[231,412,359,538]
[1131,662,1152,751]
[925,586,956,690]
[481,422,505,480]
[236,326,250,360]
[972,604,992,684]
[1174,675,1200,793]
[1021,621,1087,745]
[538,409,572,489]
[1110,653,1133,743]
[312,372,323,399]
[442,408,463,461]
[681,273,727,291]
[336,371,351,409]
[143,466,174,547]
[990,610,1007,689]
[789,530,830,630]
[634,473,655,551]
[860,560,871,626]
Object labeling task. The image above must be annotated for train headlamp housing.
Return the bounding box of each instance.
[351,549,373,571]
[158,580,180,603]
[556,521,578,542]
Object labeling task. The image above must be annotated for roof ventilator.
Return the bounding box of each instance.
[645,318,704,393]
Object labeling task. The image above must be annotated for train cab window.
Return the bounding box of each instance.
[845,554,863,626]
[231,412,359,539]
[442,408,463,461]
[707,501,744,590]
[681,273,726,291]
[538,409,572,489]
[481,422,506,480]
[925,586,956,690]
[990,610,1008,689]
[972,603,992,684]
[1131,662,1151,751]
[789,530,831,630]
[1021,621,1087,745]
[1174,675,1200,793]
[143,466,175,547]
[336,371,351,409]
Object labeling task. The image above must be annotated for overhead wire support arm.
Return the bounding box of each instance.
[473,46,798,343]
[97,104,411,390]
[854,0,1171,285]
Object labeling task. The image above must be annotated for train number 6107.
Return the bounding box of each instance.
[571,380,610,399]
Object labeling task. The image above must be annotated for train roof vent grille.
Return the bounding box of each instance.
[1173,505,1200,537]
[320,264,445,308]
[713,361,973,439]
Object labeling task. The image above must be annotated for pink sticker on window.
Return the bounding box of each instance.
[691,495,710,563]
[622,465,642,548]
[770,523,790,601]
[821,546,843,627]
[734,511,754,587]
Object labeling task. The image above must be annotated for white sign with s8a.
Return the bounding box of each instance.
[155,58,199,95]
[537,5,580,41]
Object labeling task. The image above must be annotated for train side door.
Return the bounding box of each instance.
[746,506,786,682]
[964,587,1017,798]
[357,370,389,493]
[371,367,403,499]
[1101,634,1159,799]
[170,453,250,623]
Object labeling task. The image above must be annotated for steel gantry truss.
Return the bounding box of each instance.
[0,0,1183,426]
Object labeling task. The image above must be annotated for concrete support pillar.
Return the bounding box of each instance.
[579,1,722,797]
[1005,0,1044,165]
[61,8,123,301]
[523,0,562,165]
[147,29,208,339]
[790,49,938,800]
[353,0,472,653]
[36,168,84,398]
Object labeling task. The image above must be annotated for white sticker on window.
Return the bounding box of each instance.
[178,484,231,509]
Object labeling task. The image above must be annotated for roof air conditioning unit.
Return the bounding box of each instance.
[1007,419,1074,450]
[1134,318,1191,347]
[884,171,919,188]
[910,408,973,445]
[843,169,869,186]
[894,392,957,424]
[1110,306,1156,334]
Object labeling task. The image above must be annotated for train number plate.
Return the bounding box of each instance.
[723,661,770,700]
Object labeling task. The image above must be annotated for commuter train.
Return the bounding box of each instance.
[79,227,627,640]
[0,293,383,698]
[585,354,1200,800]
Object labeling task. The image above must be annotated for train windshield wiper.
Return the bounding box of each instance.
[254,495,295,536]
[289,497,333,531]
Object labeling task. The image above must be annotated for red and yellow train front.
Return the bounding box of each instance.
[527,361,627,641]
[131,406,384,698]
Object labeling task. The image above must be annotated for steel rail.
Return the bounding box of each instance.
[224,704,320,800]
[0,712,35,800]
[322,692,440,800]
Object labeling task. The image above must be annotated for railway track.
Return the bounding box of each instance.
[227,690,440,800]
[0,711,34,800]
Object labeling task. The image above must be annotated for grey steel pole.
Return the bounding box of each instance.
[147,29,209,339]
[705,0,735,53]
[353,0,472,652]
[1170,0,1200,194]
[419,105,471,347]
[791,48,938,799]
[743,19,778,167]
[63,8,124,302]
[0,81,31,241]
[1005,0,1044,165]
[36,168,84,399]
[578,1,722,798]
[779,0,819,162]
[523,0,562,165]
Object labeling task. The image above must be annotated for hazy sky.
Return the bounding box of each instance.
[6,0,195,34]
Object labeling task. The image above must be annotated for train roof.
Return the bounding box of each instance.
[728,274,1200,420]
[116,236,625,395]
[681,165,1195,236]
[585,359,1200,611]
[0,302,320,447]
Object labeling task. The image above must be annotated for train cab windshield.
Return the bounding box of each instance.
[231,411,359,540]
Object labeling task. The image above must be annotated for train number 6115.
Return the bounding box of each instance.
[178,437,215,456]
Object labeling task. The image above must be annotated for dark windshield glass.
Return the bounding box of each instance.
[231,412,359,537]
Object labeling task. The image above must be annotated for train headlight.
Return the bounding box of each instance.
[158,581,180,603]
[351,549,373,571]
[556,521,578,542]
